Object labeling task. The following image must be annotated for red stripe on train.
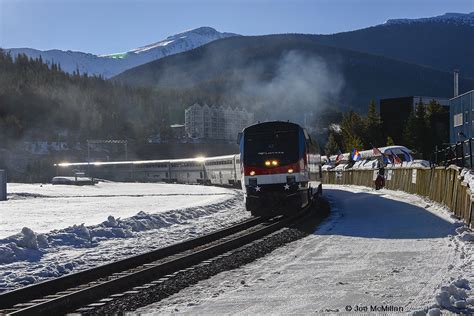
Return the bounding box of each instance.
[243,160,303,176]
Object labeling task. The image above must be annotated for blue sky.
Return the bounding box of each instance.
[1,0,472,55]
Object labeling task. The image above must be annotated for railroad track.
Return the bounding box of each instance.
[0,207,310,315]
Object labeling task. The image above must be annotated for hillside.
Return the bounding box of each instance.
[114,34,474,112]
[0,51,247,181]
[0,52,165,144]
[311,18,474,78]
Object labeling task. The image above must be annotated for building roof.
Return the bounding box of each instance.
[450,89,474,101]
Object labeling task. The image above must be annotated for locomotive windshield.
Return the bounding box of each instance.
[243,130,299,166]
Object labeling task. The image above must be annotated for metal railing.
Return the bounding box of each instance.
[432,138,474,168]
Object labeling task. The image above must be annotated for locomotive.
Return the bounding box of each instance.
[55,121,322,217]
[239,121,322,216]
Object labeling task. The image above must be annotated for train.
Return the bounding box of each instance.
[55,121,322,216]
[239,121,322,216]
[55,155,242,186]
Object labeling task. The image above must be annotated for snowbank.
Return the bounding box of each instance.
[0,191,248,291]
[1,182,233,238]
[425,224,474,314]
[460,168,474,193]
[0,196,240,264]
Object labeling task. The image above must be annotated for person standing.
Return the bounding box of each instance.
[375,164,385,190]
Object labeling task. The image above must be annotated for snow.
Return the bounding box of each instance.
[460,168,474,196]
[323,159,430,171]
[385,12,474,26]
[0,182,250,291]
[5,27,238,78]
[2,182,232,238]
[136,185,473,314]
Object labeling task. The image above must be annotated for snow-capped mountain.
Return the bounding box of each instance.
[385,12,474,26]
[4,27,238,78]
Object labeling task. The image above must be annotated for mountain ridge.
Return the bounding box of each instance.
[385,12,474,26]
[113,33,474,113]
[3,27,239,78]
[310,19,474,78]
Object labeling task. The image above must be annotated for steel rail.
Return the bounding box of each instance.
[10,213,302,315]
[3,209,308,316]
[0,215,264,314]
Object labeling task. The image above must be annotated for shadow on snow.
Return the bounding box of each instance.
[316,189,456,239]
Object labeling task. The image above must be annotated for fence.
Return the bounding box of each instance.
[323,166,473,228]
[432,138,473,168]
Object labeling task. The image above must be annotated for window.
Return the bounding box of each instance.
[244,130,299,166]
[454,113,463,127]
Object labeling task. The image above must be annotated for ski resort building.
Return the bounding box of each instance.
[450,90,474,143]
[184,103,254,142]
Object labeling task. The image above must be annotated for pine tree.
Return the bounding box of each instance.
[341,110,365,151]
[403,101,428,158]
[325,133,339,156]
[416,102,430,157]
[386,136,395,146]
[403,111,417,150]
[346,134,364,152]
[364,99,384,147]
[426,99,448,152]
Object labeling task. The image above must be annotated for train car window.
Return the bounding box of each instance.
[207,160,233,166]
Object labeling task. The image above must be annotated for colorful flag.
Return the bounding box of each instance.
[336,150,344,162]
[391,151,402,164]
[351,148,361,161]
[372,146,382,156]
[371,144,389,164]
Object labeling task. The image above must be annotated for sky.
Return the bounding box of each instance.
[0,0,473,55]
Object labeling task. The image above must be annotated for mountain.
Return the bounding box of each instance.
[385,12,474,26]
[311,12,474,78]
[113,34,474,112]
[3,27,238,78]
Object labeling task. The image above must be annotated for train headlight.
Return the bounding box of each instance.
[288,168,294,173]
[271,160,278,166]
[264,160,271,166]
[250,170,256,176]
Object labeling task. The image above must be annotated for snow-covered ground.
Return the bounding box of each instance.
[2,182,233,238]
[0,182,249,292]
[137,185,473,315]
